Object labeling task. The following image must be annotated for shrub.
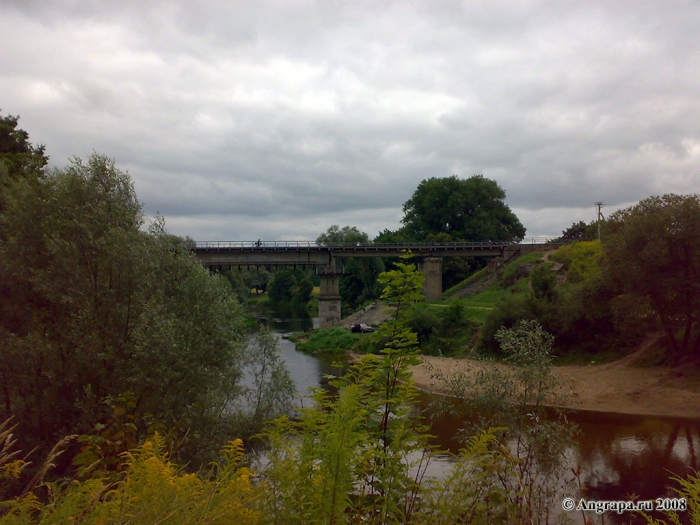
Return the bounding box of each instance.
[549,241,602,283]
[293,327,358,355]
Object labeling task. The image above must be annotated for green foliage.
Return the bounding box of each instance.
[549,240,602,283]
[605,194,700,359]
[551,220,599,242]
[378,254,425,312]
[317,225,384,312]
[316,224,369,245]
[293,327,359,355]
[73,393,140,481]
[530,264,557,301]
[0,153,292,475]
[480,294,537,353]
[268,268,314,304]
[240,327,296,437]
[401,174,526,242]
[0,112,48,191]
[373,227,414,244]
[377,175,525,291]
[1,435,260,524]
[431,321,575,524]
[262,256,429,524]
[401,301,477,357]
[339,257,385,313]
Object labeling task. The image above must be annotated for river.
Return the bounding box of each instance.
[262,314,698,524]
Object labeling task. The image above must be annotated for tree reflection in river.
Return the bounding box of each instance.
[418,393,698,524]
[572,413,698,524]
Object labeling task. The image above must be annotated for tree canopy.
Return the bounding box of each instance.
[316,225,369,245]
[553,220,599,242]
[268,268,314,304]
[604,194,700,359]
[0,153,293,467]
[401,175,525,242]
[0,112,48,187]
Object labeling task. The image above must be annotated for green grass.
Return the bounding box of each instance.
[462,307,490,324]
[500,252,544,280]
[442,267,489,299]
[291,327,361,355]
[459,284,506,308]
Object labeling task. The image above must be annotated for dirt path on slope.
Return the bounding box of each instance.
[408,334,700,418]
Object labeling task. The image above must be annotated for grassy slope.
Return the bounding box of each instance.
[436,252,545,324]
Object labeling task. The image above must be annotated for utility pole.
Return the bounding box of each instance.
[595,202,605,241]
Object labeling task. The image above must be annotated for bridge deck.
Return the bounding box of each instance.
[192,239,561,267]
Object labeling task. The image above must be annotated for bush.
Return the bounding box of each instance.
[0,154,293,474]
[293,327,358,355]
[549,241,602,283]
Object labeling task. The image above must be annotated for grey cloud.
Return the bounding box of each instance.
[2,0,700,241]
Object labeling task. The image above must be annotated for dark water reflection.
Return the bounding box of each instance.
[263,315,698,524]
[570,412,698,524]
[417,393,698,524]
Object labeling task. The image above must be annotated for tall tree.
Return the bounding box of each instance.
[316,225,369,245]
[268,268,313,304]
[0,153,292,467]
[604,194,700,359]
[553,220,599,242]
[0,112,48,186]
[401,174,525,242]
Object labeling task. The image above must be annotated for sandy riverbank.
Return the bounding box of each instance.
[407,346,700,419]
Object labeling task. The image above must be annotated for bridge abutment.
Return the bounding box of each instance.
[318,264,342,328]
[418,257,442,300]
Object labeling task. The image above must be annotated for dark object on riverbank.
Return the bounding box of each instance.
[351,323,374,333]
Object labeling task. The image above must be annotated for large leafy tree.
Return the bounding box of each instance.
[0,112,48,187]
[401,174,525,242]
[268,268,314,304]
[553,220,599,242]
[604,194,700,359]
[0,153,292,467]
[316,225,369,245]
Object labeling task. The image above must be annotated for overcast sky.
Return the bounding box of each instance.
[2,0,699,241]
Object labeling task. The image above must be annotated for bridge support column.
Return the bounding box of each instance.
[318,265,342,328]
[418,257,442,300]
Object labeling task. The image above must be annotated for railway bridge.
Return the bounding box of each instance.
[192,239,560,328]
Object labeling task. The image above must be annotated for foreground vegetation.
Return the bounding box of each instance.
[0,115,295,482]
[3,319,694,524]
[0,250,579,524]
[3,113,700,522]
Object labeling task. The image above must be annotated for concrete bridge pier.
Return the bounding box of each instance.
[318,264,343,328]
[418,257,442,300]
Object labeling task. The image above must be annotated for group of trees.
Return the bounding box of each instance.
[267,268,314,304]
[480,193,700,364]
[0,115,294,477]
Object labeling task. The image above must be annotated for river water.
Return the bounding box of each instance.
[263,314,698,524]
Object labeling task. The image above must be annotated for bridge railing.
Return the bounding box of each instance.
[193,237,558,249]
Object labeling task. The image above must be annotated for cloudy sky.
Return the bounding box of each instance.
[2,0,699,241]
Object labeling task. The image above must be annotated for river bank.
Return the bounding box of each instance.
[408,343,700,418]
